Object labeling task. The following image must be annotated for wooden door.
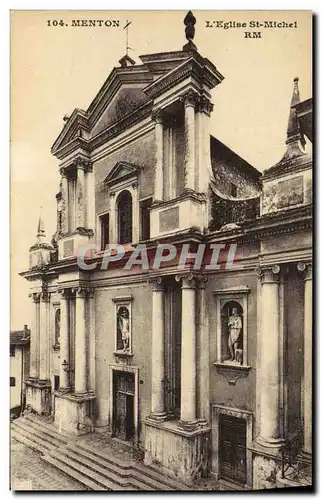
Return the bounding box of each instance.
[113,372,135,441]
[219,414,247,484]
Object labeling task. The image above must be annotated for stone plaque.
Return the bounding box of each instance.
[63,239,74,258]
[159,207,179,232]
[277,176,303,209]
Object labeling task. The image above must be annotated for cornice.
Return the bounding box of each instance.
[263,156,312,181]
[52,101,154,161]
[143,56,224,100]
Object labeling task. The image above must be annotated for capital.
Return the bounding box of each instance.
[297,262,312,281]
[59,167,67,178]
[151,108,164,124]
[176,273,196,289]
[196,275,208,289]
[76,286,92,298]
[29,292,40,303]
[74,157,92,172]
[149,276,164,292]
[197,96,214,115]
[181,90,199,109]
[58,288,70,299]
[256,265,281,283]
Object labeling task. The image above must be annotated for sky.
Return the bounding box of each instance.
[10,10,312,329]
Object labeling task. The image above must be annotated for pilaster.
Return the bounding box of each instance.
[152,108,164,202]
[181,90,198,192]
[297,261,312,456]
[59,167,69,234]
[75,159,86,228]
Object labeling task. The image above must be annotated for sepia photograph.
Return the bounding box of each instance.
[10,9,312,491]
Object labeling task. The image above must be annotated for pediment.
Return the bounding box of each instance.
[52,65,153,157]
[104,161,140,186]
[51,108,89,155]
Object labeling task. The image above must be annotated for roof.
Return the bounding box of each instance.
[210,135,262,182]
[10,328,30,346]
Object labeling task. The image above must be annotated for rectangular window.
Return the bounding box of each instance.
[230,182,238,198]
[10,346,15,357]
[10,377,15,387]
[54,375,60,391]
[140,198,152,241]
[100,213,109,250]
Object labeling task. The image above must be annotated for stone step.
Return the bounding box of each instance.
[22,415,69,445]
[43,449,137,491]
[73,441,184,490]
[24,414,71,440]
[11,419,64,450]
[11,428,48,455]
[42,455,106,491]
[58,445,151,491]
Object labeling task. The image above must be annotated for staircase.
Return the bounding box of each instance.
[11,415,188,491]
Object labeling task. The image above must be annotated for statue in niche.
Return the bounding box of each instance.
[117,306,130,352]
[55,308,61,345]
[228,307,242,361]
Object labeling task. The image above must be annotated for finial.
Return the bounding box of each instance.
[183,11,197,52]
[184,11,196,41]
[279,77,306,163]
[37,208,46,242]
[286,76,304,144]
[118,54,136,68]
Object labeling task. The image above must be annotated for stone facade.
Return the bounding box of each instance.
[20,21,312,490]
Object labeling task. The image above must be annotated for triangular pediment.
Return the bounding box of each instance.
[51,108,89,155]
[104,161,140,186]
[52,65,153,157]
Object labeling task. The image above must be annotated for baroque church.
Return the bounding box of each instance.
[19,12,312,489]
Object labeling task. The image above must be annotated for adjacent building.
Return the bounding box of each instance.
[10,326,30,418]
[20,12,312,489]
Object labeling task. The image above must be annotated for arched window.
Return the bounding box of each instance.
[55,308,61,345]
[117,190,132,244]
[220,300,243,363]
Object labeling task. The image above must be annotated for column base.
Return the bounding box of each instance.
[25,379,51,416]
[249,440,284,490]
[257,436,286,449]
[144,418,211,485]
[54,391,96,435]
[146,412,168,422]
[178,419,199,432]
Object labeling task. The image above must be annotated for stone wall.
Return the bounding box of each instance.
[94,131,155,216]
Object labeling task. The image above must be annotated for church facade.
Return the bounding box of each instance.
[20,12,312,489]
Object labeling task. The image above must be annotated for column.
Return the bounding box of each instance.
[132,182,139,243]
[109,192,116,244]
[298,262,312,455]
[39,291,49,381]
[152,108,164,201]
[258,266,284,447]
[76,160,85,228]
[59,289,70,391]
[196,97,214,194]
[150,278,166,419]
[180,276,197,429]
[60,167,69,234]
[88,291,96,392]
[75,288,87,394]
[197,277,210,424]
[183,90,197,192]
[29,293,40,379]
[86,163,94,230]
